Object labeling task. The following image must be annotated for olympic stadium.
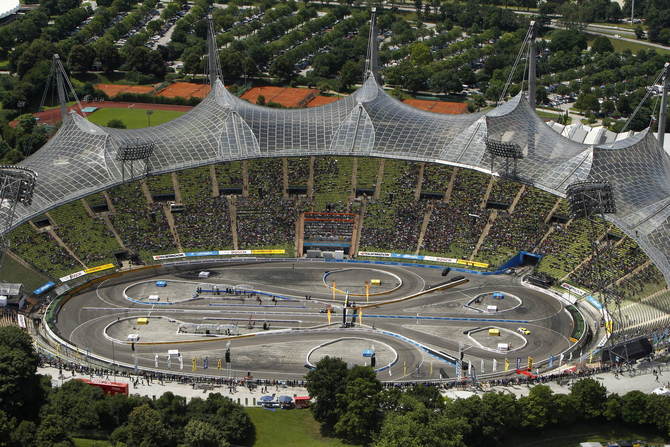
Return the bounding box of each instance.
[1,15,670,382]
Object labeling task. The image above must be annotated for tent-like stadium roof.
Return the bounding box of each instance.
[3,17,670,287]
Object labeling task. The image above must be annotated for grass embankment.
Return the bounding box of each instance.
[0,254,49,291]
[586,34,670,54]
[86,108,185,129]
[565,304,585,340]
[246,407,354,447]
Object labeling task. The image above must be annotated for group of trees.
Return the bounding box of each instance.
[0,326,254,447]
[306,356,670,447]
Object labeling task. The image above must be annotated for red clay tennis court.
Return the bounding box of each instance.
[241,86,319,108]
[403,98,468,114]
[95,84,156,97]
[157,82,211,99]
[307,96,342,107]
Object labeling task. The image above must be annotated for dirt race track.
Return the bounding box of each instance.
[53,261,595,381]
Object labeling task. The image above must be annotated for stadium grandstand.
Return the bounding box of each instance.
[1,13,670,348]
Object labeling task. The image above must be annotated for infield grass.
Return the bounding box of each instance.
[86,108,185,129]
[246,407,354,447]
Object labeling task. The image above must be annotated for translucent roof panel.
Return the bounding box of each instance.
[2,78,669,286]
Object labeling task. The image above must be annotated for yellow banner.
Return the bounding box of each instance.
[251,249,285,255]
[84,263,115,274]
[456,259,489,268]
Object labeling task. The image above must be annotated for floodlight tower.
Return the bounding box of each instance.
[0,166,37,273]
[116,140,155,181]
[484,137,524,178]
[566,181,628,363]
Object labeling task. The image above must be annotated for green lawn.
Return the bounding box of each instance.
[246,408,355,447]
[592,21,638,30]
[587,34,670,54]
[86,108,185,129]
[536,110,571,124]
[0,254,49,291]
[505,423,669,447]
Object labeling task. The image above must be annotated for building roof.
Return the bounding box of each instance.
[4,74,670,288]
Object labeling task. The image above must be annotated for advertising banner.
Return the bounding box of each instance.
[585,295,604,310]
[251,249,285,255]
[561,283,587,296]
[423,255,458,264]
[358,251,392,258]
[84,263,115,274]
[219,250,252,255]
[59,270,86,282]
[185,251,220,257]
[33,282,55,295]
[457,259,490,268]
[152,253,186,261]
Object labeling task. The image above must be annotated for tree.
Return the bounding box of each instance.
[126,47,166,78]
[575,93,600,114]
[40,380,105,433]
[620,391,648,425]
[9,419,36,447]
[106,119,126,129]
[186,394,253,445]
[57,0,79,13]
[94,40,122,73]
[570,378,607,419]
[35,414,73,447]
[305,356,348,430]
[334,366,382,444]
[183,419,229,447]
[0,326,44,420]
[548,29,588,52]
[376,399,469,447]
[429,71,462,94]
[407,385,445,410]
[604,394,622,421]
[0,409,13,447]
[269,55,297,83]
[67,44,95,72]
[591,36,614,53]
[124,404,173,447]
[601,100,616,117]
[409,42,432,66]
[519,385,558,429]
[338,59,362,91]
[155,391,188,429]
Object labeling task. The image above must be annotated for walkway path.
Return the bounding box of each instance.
[37,361,670,405]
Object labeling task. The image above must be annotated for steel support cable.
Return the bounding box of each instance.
[622,66,667,132]
[498,25,533,105]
